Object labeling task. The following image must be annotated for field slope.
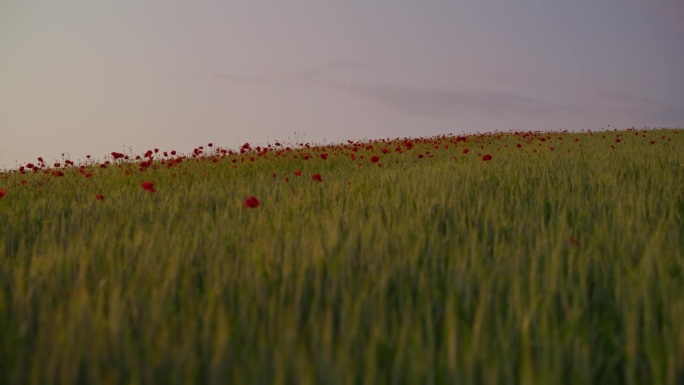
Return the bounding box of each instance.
[1,129,683,384]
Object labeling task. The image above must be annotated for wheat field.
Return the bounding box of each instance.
[1,129,683,384]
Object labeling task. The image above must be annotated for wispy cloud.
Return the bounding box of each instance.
[304,65,684,127]
[210,66,684,129]
[591,91,684,125]
[633,0,684,31]
[325,60,369,71]
[662,1,684,31]
[330,82,554,120]
[210,72,280,85]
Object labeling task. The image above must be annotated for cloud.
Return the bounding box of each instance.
[315,78,684,128]
[633,0,684,31]
[210,68,684,130]
[591,91,684,126]
[662,2,684,31]
[210,72,279,85]
[325,60,368,71]
[331,82,554,120]
[658,0,684,30]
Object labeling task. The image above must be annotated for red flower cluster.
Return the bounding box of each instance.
[141,181,156,193]
[244,196,260,208]
[4,127,674,210]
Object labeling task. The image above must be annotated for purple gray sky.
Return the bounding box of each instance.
[2,0,683,168]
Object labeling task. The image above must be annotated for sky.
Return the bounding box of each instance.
[2,0,683,168]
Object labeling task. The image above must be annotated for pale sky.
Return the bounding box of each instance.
[2,0,683,168]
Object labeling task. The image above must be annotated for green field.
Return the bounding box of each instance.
[1,129,683,384]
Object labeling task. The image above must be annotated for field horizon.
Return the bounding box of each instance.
[1,127,683,384]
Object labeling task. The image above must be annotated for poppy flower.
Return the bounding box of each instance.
[482,154,492,161]
[312,173,323,182]
[294,170,302,176]
[244,196,260,208]
[0,189,5,199]
[462,148,470,154]
[569,236,581,248]
[95,194,105,200]
[52,171,65,177]
[320,153,328,160]
[370,155,380,163]
[141,181,157,193]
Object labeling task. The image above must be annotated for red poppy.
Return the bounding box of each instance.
[52,171,65,177]
[569,236,581,248]
[111,152,125,160]
[482,154,492,161]
[320,153,328,160]
[370,155,380,163]
[463,148,470,154]
[95,194,105,201]
[0,189,5,199]
[141,181,157,193]
[244,196,260,208]
[294,170,302,176]
[312,173,323,182]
